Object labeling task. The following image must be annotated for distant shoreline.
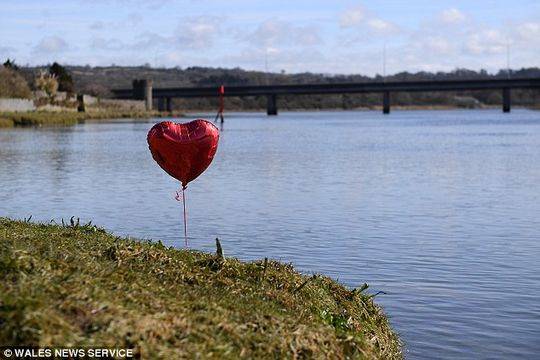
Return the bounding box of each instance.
[185,104,539,113]
[0,110,183,128]
[2,105,538,129]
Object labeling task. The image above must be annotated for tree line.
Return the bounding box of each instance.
[1,60,74,101]
[6,61,540,110]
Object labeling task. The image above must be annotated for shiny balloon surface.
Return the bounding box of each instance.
[147,119,219,187]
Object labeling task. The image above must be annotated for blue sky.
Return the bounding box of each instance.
[1,0,539,75]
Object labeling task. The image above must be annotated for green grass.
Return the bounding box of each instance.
[0,117,14,127]
[0,110,183,127]
[0,111,86,126]
[0,218,401,359]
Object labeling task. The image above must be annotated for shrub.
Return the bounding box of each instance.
[3,59,19,71]
[49,62,74,94]
[0,67,32,99]
[34,70,58,99]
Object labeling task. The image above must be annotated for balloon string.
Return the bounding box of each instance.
[213,111,221,123]
[182,187,187,247]
[175,186,188,247]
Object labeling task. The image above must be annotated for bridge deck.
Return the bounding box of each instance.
[111,77,540,114]
[112,78,540,99]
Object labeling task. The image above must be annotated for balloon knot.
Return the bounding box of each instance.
[174,191,182,202]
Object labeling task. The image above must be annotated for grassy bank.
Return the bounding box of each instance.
[0,218,401,359]
[0,110,183,128]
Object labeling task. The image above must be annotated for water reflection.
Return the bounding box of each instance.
[1,110,540,359]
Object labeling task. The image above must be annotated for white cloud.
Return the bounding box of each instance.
[424,36,454,55]
[515,22,540,42]
[7,2,538,75]
[34,36,69,53]
[90,37,124,51]
[0,45,15,54]
[127,17,220,51]
[175,17,220,49]
[340,6,365,27]
[367,18,398,34]
[245,20,322,48]
[131,32,169,49]
[220,46,328,73]
[464,29,507,55]
[89,21,105,30]
[440,8,466,24]
[126,12,143,25]
[339,5,398,36]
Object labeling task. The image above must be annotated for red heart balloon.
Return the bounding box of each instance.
[147,119,219,188]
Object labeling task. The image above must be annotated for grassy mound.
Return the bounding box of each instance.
[0,218,401,359]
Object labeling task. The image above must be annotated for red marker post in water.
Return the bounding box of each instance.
[215,85,225,126]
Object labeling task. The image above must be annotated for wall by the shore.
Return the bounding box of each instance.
[1,94,145,114]
[79,94,145,111]
[94,98,146,111]
[0,98,35,112]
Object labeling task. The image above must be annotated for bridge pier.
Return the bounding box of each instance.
[502,88,511,113]
[157,98,165,112]
[383,91,390,114]
[267,94,278,115]
[132,79,153,111]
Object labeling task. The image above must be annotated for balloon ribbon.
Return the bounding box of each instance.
[175,186,188,247]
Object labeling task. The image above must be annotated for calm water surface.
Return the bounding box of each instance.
[1,110,540,359]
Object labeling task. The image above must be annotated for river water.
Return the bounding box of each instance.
[1,109,540,359]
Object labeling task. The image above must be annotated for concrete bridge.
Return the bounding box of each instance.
[112,78,540,115]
